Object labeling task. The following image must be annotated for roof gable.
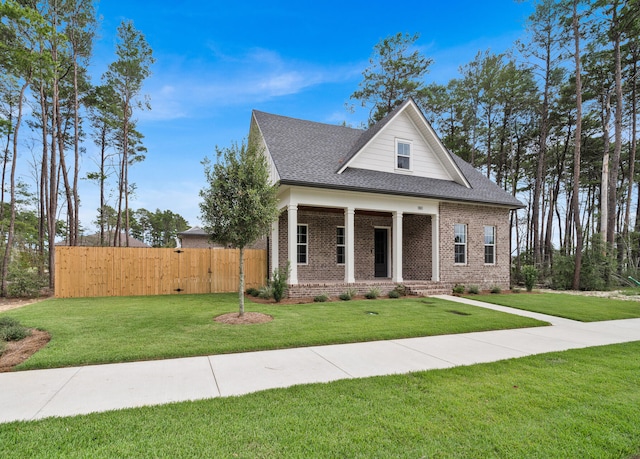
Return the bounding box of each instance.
[337,100,469,187]
[251,103,523,209]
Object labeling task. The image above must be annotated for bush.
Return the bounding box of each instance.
[365,287,380,299]
[271,262,290,303]
[258,285,274,300]
[392,284,408,297]
[313,294,329,302]
[245,287,259,297]
[6,267,46,298]
[339,292,352,301]
[388,290,400,298]
[467,285,479,294]
[511,287,522,293]
[0,317,31,342]
[522,265,538,292]
[490,285,502,294]
[452,284,465,294]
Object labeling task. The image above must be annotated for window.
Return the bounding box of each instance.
[484,226,496,264]
[454,223,467,264]
[336,227,345,264]
[396,139,411,170]
[297,224,308,264]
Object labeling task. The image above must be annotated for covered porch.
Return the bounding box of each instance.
[270,187,441,289]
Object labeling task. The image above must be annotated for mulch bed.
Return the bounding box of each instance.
[0,329,51,372]
[214,312,273,325]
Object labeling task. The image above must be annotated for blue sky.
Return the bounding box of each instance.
[73,0,535,231]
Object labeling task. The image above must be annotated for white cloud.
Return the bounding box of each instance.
[138,48,358,120]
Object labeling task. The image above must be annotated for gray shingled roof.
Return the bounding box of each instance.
[253,107,524,209]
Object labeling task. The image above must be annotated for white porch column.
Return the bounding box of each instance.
[432,213,440,281]
[270,218,278,279]
[392,211,403,282]
[287,204,298,285]
[345,207,355,283]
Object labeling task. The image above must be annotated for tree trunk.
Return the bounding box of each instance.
[1,81,28,296]
[238,246,245,317]
[571,0,584,290]
[608,1,623,249]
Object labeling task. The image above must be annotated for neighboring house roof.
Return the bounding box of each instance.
[56,231,150,248]
[177,226,209,237]
[252,99,523,209]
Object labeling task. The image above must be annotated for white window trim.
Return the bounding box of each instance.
[454,223,467,265]
[336,226,345,265]
[484,225,496,265]
[297,224,308,265]
[395,138,413,172]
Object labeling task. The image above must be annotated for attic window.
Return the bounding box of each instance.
[396,139,412,170]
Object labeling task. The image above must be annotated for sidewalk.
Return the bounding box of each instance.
[2,295,640,424]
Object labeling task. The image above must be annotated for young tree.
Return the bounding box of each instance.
[199,137,279,316]
[351,32,433,125]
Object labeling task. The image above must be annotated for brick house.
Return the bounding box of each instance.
[251,99,523,297]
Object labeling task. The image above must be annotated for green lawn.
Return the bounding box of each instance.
[1,341,639,458]
[465,292,640,322]
[1,294,545,370]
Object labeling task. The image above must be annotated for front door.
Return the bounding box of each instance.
[374,228,388,277]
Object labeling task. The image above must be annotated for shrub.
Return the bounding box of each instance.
[392,284,408,297]
[313,294,329,302]
[490,285,502,294]
[522,265,538,292]
[0,317,31,342]
[258,285,274,300]
[6,267,46,298]
[452,284,465,294]
[0,324,31,342]
[365,287,380,299]
[271,262,290,303]
[467,285,479,294]
[245,287,259,297]
[511,287,522,293]
[339,292,352,301]
[0,317,20,328]
[388,290,400,298]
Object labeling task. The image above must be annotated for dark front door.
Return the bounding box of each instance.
[374,228,388,277]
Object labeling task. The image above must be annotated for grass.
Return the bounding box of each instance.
[1,341,639,457]
[0,294,545,370]
[465,292,640,322]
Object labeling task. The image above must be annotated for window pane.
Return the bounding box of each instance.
[337,246,345,264]
[398,142,410,156]
[397,155,410,169]
[455,245,466,264]
[336,227,345,245]
[297,245,306,264]
[484,226,495,244]
[485,246,494,264]
[454,224,466,243]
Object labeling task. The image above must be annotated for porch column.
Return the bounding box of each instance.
[270,218,278,279]
[432,213,440,281]
[287,204,298,285]
[392,211,403,282]
[345,207,355,283]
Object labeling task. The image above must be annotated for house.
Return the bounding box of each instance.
[56,231,150,248]
[251,98,523,297]
[178,226,267,250]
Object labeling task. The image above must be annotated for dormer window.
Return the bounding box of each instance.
[396,139,412,170]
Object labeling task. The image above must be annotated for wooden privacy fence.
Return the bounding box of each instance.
[55,247,268,298]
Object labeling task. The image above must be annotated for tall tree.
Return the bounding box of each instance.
[103,20,154,246]
[199,137,279,316]
[351,32,432,125]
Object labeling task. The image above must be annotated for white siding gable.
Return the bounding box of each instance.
[347,111,453,181]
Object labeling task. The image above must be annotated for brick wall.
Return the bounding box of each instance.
[438,202,511,289]
[403,214,432,280]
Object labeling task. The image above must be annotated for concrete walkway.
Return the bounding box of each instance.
[2,295,640,424]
